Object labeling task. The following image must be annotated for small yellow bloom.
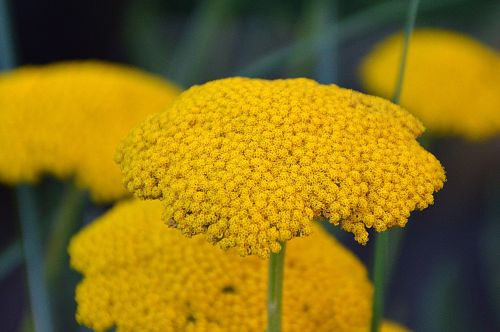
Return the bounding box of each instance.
[361,28,500,140]
[0,61,180,202]
[69,199,373,332]
[116,77,445,257]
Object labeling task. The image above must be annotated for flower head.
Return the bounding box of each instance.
[361,28,500,140]
[0,61,180,202]
[116,77,445,257]
[69,199,373,332]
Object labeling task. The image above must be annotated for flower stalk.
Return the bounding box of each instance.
[371,232,388,332]
[17,185,55,332]
[371,1,420,331]
[267,242,286,332]
[0,240,22,280]
[391,0,420,104]
[45,183,87,287]
[1,2,55,331]
[0,0,15,70]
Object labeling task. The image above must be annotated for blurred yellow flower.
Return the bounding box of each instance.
[116,77,445,257]
[381,320,410,332]
[361,28,500,140]
[0,61,180,202]
[69,199,373,332]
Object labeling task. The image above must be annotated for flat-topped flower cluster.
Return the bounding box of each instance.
[116,77,445,257]
[361,28,500,140]
[69,199,373,332]
[0,61,180,202]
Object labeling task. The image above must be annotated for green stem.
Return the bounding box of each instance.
[371,1,420,332]
[288,0,338,83]
[237,0,460,77]
[0,0,20,282]
[167,0,233,86]
[391,0,421,104]
[267,242,286,332]
[0,0,15,70]
[16,185,54,332]
[313,0,338,84]
[371,232,388,332]
[45,182,86,287]
[0,240,22,280]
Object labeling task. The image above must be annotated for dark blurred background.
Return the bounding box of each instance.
[1,0,499,331]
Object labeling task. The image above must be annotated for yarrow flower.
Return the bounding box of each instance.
[0,61,180,202]
[116,77,445,257]
[361,28,500,140]
[69,199,407,332]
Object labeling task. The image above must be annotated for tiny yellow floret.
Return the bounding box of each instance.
[361,28,500,140]
[116,77,445,257]
[69,199,373,332]
[0,61,180,202]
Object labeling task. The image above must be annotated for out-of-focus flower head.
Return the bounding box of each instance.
[116,77,445,257]
[0,61,180,202]
[381,321,410,332]
[361,28,500,140]
[69,199,374,332]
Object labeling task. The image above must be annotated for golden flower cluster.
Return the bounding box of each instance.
[0,61,180,202]
[116,77,445,257]
[69,199,373,332]
[361,28,500,140]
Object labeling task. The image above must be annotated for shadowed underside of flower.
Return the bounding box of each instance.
[0,61,180,202]
[116,77,445,257]
[361,28,500,140]
[70,199,379,332]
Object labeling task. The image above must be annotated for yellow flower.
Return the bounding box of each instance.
[116,77,445,257]
[0,61,180,202]
[361,28,500,140]
[69,199,373,332]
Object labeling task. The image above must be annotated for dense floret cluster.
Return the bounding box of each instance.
[117,77,445,256]
[69,199,374,332]
[0,61,180,202]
